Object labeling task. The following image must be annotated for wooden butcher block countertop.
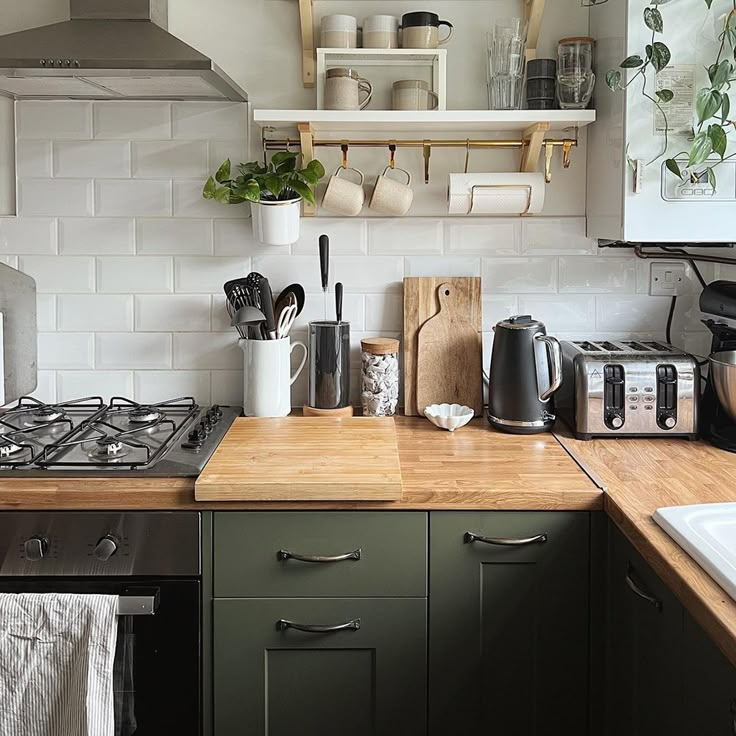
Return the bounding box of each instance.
[558,431,736,668]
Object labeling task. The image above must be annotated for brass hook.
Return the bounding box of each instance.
[544,142,554,184]
[285,137,291,152]
[341,141,349,169]
[423,141,431,184]
[562,140,573,169]
[463,139,470,174]
[388,142,396,169]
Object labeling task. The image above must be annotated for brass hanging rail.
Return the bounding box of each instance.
[262,137,578,150]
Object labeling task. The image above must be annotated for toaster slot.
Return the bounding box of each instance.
[656,364,678,429]
[604,364,625,430]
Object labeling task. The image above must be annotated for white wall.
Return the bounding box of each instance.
[0,1,714,408]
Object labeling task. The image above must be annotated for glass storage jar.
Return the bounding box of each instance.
[361,337,400,416]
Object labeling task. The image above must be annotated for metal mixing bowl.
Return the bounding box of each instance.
[710,350,736,422]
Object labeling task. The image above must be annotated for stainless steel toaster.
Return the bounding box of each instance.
[557,340,699,439]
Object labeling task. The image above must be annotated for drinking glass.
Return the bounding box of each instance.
[487,19,526,110]
[556,37,596,109]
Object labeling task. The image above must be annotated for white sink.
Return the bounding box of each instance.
[653,503,736,604]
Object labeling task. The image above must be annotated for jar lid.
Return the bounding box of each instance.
[393,79,429,90]
[326,67,360,80]
[558,36,595,45]
[362,337,399,355]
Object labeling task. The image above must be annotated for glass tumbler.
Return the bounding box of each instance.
[487,19,526,110]
[556,37,596,109]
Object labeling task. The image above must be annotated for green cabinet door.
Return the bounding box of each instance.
[214,597,427,736]
[605,524,684,736]
[681,612,736,736]
[429,511,591,736]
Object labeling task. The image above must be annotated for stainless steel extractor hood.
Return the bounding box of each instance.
[0,0,247,101]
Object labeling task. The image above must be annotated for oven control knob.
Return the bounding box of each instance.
[609,415,624,429]
[94,535,118,562]
[24,536,48,561]
[663,416,676,429]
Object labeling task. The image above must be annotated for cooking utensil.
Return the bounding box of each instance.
[403,277,482,416]
[335,282,343,322]
[230,305,267,329]
[275,283,305,318]
[415,283,483,416]
[276,303,298,339]
[488,314,562,434]
[319,234,329,320]
[710,350,736,423]
[258,276,278,340]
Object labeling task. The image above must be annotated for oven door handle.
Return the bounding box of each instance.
[118,594,159,616]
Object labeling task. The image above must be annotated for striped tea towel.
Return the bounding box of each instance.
[0,593,118,736]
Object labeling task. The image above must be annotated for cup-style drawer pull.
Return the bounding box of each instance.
[277,548,362,563]
[625,564,662,611]
[464,532,548,546]
[277,618,361,633]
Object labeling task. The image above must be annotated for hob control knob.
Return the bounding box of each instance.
[24,536,48,561]
[663,416,676,429]
[609,415,624,429]
[94,535,118,561]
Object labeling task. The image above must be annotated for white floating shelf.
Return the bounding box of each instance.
[316,48,446,64]
[254,109,596,134]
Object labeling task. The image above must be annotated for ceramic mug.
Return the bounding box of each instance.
[363,14,400,48]
[321,167,366,216]
[400,11,453,49]
[324,68,374,111]
[369,166,414,216]
[392,79,439,110]
[241,337,308,417]
[320,14,358,48]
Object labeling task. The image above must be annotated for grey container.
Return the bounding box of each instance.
[526,58,556,79]
[308,321,351,409]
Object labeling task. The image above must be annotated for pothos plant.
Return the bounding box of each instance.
[203,151,325,205]
[605,0,736,189]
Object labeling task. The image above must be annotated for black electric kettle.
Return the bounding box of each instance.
[487,315,562,434]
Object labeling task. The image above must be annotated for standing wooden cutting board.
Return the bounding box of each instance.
[195,417,402,501]
[403,276,482,416]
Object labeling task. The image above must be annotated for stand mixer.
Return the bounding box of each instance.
[700,281,736,452]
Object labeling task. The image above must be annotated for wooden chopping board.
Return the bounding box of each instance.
[403,276,482,416]
[415,282,483,415]
[195,417,403,501]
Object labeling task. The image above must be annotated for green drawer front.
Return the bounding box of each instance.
[214,511,427,598]
[214,597,427,736]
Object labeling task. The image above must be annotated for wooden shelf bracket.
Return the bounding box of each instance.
[520,122,550,174]
[525,0,547,61]
[298,122,316,216]
[298,0,316,88]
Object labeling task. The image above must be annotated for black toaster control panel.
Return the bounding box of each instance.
[656,364,678,429]
[604,364,625,429]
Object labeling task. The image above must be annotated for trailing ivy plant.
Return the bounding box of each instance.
[203,152,325,206]
[605,0,736,189]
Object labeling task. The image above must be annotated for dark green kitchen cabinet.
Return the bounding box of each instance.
[214,597,427,736]
[605,525,684,736]
[429,511,592,736]
[681,612,736,736]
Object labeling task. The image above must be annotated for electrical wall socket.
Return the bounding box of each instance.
[649,262,687,296]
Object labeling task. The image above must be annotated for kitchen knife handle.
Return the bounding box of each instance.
[277,548,361,563]
[625,564,662,611]
[259,276,277,339]
[277,618,361,633]
[335,282,343,323]
[464,531,548,546]
[319,234,329,291]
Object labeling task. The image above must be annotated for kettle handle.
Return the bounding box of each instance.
[535,335,563,402]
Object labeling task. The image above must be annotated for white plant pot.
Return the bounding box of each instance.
[251,197,301,246]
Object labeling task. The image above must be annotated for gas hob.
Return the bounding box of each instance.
[0,396,240,476]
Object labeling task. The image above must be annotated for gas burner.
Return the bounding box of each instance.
[88,436,129,462]
[27,406,65,424]
[0,439,23,458]
[127,406,164,424]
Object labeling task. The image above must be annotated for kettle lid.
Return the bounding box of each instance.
[496,314,546,330]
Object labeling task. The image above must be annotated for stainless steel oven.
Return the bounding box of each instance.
[0,511,202,736]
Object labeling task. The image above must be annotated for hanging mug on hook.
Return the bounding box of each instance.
[370,146,413,216]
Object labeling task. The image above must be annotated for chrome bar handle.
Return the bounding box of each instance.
[535,334,563,402]
[277,618,361,633]
[117,595,158,616]
[625,565,662,611]
[464,532,548,546]
[277,548,362,563]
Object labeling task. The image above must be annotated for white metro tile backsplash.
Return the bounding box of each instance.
[4,100,709,407]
